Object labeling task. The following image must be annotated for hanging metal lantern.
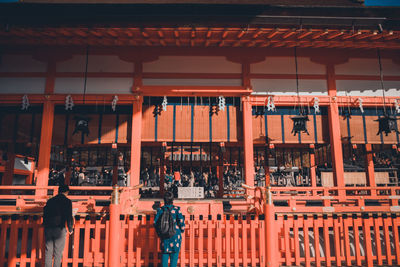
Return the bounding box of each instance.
[209,99,219,116]
[291,115,310,136]
[342,108,351,119]
[153,105,162,117]
[72,116,90,136]
[375,114,399,136]
[255,106,264,117]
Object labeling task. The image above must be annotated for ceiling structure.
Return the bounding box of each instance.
[0,27,399,49]
[0,2,399,49]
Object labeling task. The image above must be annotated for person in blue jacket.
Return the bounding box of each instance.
[154,191,185,267]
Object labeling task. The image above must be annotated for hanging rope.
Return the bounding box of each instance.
[294,47,302,114]
[83,46,89,104]
[377,48,387,114]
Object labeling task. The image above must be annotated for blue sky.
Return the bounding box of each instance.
[365,0,400,6]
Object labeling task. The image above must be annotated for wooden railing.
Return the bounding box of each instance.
[0,185,400,214]
[1,212,399,267]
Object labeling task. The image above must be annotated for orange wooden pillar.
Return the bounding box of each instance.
[365,144,376,196]
[109,185,121,267]
[326,64,345,197]
[36,100,55,197]
[130,96,143,187]
[309,144,317,195]
[265,187,278,267]
[242,97,254,187]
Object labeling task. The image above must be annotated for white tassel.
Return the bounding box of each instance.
[313,97,320,114]
[218,96,226,111]
[65,95,74,110]
[395,99,400,114]
[358,98,364,113]
[21,95,30,110]
[111,95,119,111]
[267,96,276,112]
[162,96,168,111]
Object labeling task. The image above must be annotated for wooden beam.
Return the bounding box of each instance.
[266,29,280,39]
[281,29,296,39]
[297,29,313,39]
[326,30,344,40]
[311,29,329,40]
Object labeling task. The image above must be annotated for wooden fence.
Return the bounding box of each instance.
[1,212,399,267]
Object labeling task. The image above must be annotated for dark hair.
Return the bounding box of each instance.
[59,184,70,194]
[163,191,174,205]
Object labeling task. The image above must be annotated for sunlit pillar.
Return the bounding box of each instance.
[242,97,254,187]
[326,64,345,198]
[36,100,55,196]
[130,96,143,187]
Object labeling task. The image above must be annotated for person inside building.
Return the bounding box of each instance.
[154,191,185,267]
[43,184,74,267]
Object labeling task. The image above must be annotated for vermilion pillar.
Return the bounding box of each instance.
[242,97,254,187]
[365,144,376,196]
[36,100,55,196]
[130,96,143,187]
[309,144,317,194]
[326,64,345,197]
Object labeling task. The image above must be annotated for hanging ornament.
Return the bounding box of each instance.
[291,115,310,136]
[218,96,226,111]
[65,95,74,110]
[291,47,309,136]
[111,95,118,111]
[374,48,399,136]
[375,115,399,136]
[153,105,162,117]
[395,99,400,114]
[255,105,264,117]
[72,116,91,136]
[313,97,320,114]
[267,96,276,112]
[162,96,168,111]
[357,98,364,113]
[21,94,30,110]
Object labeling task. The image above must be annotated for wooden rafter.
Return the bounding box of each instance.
[326,30,344,40]
[0,27,399,49]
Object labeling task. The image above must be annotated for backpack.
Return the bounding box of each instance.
[43,197,63,228]
[155,206,176,239]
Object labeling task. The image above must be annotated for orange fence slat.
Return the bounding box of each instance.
[242,217,248,267]
[2,211,400,267]
[207,219,212,267]
[313,216,322,267]
[198,218,204,267]
[343,215,352,266]
[293,216,301,266]
[373,215,383,266]
[393,215,400,265]
[333,215,342,266]
[304,216,311,267]
[225,216,231,267]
